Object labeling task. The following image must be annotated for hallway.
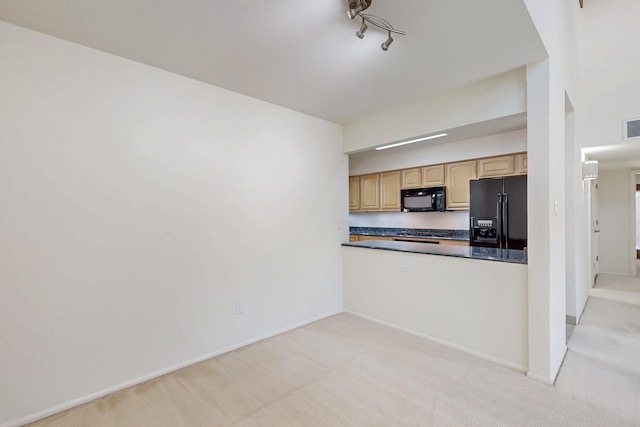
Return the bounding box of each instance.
[555,273,640,423]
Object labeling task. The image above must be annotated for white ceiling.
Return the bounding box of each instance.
[584,140,640,172]
[0,0,547,125]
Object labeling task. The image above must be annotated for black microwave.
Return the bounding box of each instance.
[401,187,446,212]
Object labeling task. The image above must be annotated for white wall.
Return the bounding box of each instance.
[576,0,640,151]
[525,58,568,384]
[522,0,584,384]
[597,169,635,276]
[343,68,527,153]
[0,22,347,426]
[567,0,640,318]
[572,0,640,285]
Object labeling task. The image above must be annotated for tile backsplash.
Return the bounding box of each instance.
[349,211,469,231]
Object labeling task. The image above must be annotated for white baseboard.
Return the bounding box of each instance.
[2,310,343,427]
[527,343,568,386]
[526,371,554,384]
[343,309,528,374]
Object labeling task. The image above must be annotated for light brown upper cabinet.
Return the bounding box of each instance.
[401,168,422,189]
[349,176,361,211]
[515,153,528,174]
[445,161,477,210]
[360,173,380,211]
[401,164,445,189]
[422,164,445,187]
[477,155,516,178]
[350,171,401,212]
[380,170,402,211]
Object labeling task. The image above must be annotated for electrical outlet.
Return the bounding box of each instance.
[235,301,244,315]
[401,260,409,273]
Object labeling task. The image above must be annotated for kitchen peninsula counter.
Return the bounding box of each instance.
[343,239,529,372]
[342,239,526,264]
[350,226,469,242]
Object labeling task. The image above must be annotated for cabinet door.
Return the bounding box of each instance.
[357,235,393,241]
[515,153,527,174]
[401,168,422,189]
[477,155,515,178]
[445,161,477,210]
[349,176,361,211]
[423,164,445,186]
[349,235,359,242]
[360,174,380,211]
[380,170,401,211]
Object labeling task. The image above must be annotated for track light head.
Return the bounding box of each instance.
[381,32,393,51]
[356,19,368,39]
[347,0,371,20]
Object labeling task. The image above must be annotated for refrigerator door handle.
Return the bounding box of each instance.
[502,193,509,249]
[470,216,475,244]
[496,193,503,249]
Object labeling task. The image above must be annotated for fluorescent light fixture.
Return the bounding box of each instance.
[582,160,598,180]
[375,133,448,150]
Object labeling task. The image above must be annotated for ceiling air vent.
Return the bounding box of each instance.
[623,118,640,140]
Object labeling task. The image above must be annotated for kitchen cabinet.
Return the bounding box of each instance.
[401,164,445,189]
[350,171,401,212]
[392,237,469,246]
[380,170,401,210]
[477,155,515,178]
[360,174,380,210]
[440,239,469,246]
[515,153,527,174]
[445,160,477,210]
[351,234,469,245]
[351,235,394,241]
[401,168,422,189]
[422,164,445,186]
[349,176,361,211]
[350,152,525,212]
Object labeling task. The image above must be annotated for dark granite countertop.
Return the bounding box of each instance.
[349,227,469,242]
[342,239,527,264]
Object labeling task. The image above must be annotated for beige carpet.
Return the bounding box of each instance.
[28,291,640,426]
[589,271,640,306]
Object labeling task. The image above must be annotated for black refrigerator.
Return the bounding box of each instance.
[469,175,527,250]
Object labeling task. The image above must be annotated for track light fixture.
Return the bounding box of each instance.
[347,0,405,51]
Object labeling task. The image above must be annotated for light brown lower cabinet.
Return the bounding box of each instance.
[392,237,469,246]
[350,235,469,246]
[352,235,394,241]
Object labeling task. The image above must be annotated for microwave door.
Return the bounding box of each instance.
[403,195,431,211]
